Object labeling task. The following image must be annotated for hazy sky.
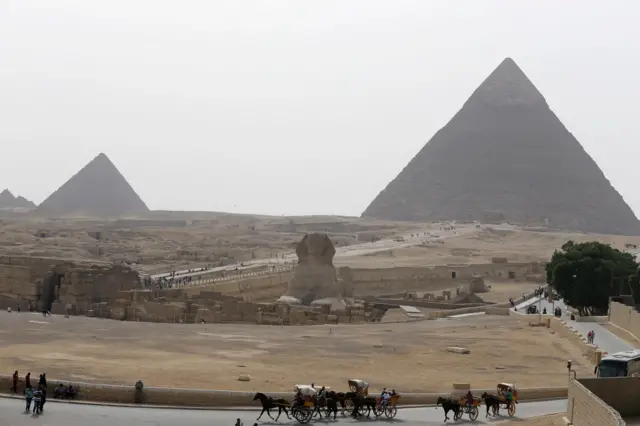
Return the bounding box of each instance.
[1,1,639,216]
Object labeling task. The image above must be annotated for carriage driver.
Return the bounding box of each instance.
[380,388,392,408]
[293,388,303,409]
[317,386,326,403]
[465,390,474,410]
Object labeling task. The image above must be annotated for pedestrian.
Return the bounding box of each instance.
[32,387,42,415]
[40,384,47,412]
[25,385,33,412]
[591,330,596,344]
[25,372,31,389]
[39,373,47,388]
[10,370,18,393]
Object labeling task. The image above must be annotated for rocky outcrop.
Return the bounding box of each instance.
[362,57,640,236]
[276,233,345,310]
[36,153,149,218]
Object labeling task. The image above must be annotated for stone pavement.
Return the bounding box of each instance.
[1,397,566,425]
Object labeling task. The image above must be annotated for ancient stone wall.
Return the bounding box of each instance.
[0,255,141,312]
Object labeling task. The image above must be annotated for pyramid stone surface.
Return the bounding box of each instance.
[363,58,640,236]
[37,153,149,217]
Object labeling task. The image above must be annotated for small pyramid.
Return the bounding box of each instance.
[363,58,640,235]
[13,196,36,209]
[0,189,16,208]
[37,153,149,217]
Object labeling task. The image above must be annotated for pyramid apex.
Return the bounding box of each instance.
[469,57,546,107]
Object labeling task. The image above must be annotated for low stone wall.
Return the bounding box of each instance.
[567,378,625,426]
[0,375,567,407]
[485,307,510,315]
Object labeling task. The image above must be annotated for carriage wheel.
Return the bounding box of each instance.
[508,402,516,417]
[357,404,368,416]
[343,399,354,416]
[454,409,463,421]
[469,405,479,421]
[373,404,384,418]
[385,405,398,419]
[293,408,310,424]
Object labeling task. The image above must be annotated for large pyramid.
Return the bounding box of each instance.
[36,153,149,217]
[363,58,640,236]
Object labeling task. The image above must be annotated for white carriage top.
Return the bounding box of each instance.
[294,385,318,397]
[348,379,369,390]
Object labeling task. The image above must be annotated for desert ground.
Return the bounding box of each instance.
[2,213,639,275]
[0,310,589,392]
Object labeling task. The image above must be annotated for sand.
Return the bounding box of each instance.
[0,311,590,392]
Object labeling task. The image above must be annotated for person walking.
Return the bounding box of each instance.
[10,370,18,393]
[25,386,33,412]
[32,387,42,415]
[39,385,47,413]
[25,372,31,389]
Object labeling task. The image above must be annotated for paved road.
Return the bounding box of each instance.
[1,397,566,425]
[151,225,477,280]
[514,296,635,354]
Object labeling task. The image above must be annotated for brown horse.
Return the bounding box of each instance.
[252,392,290,421]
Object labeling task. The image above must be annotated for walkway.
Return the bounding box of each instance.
[514,296,635,354]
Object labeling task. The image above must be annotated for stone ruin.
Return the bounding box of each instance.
[276,233,346,311]
[469,274,489,293]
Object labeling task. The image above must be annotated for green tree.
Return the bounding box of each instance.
[546,241,639,315]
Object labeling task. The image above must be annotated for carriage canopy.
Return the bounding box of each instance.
[348,379,369,389]
[497,383,515,391]
[294,385,317,397]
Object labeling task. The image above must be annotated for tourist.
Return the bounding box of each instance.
[235,418,243,426]
[24,385,33,412]
[10,370,18,393]
[25,372,31,389]
[39,373,47,388]
[32,387,42,415]
[40,384,47,412]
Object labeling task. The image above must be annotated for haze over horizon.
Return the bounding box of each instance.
[1,1,639,217]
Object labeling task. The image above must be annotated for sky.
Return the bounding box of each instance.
[1,0,639,216]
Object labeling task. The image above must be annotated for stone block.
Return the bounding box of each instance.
[446,347,470,354]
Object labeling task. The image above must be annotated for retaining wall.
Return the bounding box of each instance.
[567,378,624,426]
[609,301,640,339]
[0,375,566,407]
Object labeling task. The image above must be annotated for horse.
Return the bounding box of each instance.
[325,390,348,414]
[350,394,377,418]
[252,392,290,421]
[480,392,500,417]
[436,396,461,422]
[316,396,339,420]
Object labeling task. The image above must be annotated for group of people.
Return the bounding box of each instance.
[587,329,597,344]
[10,371,49,415]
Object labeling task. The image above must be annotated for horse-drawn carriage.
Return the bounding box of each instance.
[374,390,401,419]
[453,397,480,421]
[343,379,369,416]
[495,383,517,416]
[292,385,316,424]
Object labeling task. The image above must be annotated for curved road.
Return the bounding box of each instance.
[514,296,634,354]
[3,398,566,425]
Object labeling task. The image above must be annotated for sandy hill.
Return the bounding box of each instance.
[36,153,149,218]
[362,57,640,236]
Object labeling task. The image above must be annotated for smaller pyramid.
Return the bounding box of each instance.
[36,153,149,217]
[0,189,36,210]
[0,189,16,208]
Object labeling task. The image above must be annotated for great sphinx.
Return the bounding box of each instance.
[276,233,346,310]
